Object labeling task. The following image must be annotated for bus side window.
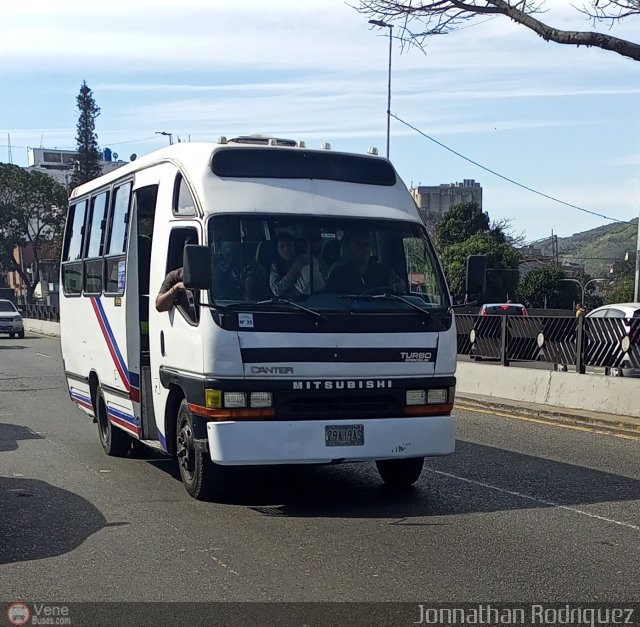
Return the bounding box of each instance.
[166,227,199,324]
[84,191,109,294]
[61,199,88,296]
[104,182,132,294]
[173,174,197,216]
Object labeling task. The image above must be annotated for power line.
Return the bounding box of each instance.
[392,113,627,224]
[0,135,160,151]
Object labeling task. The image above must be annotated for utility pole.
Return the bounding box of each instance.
[368,19,393,159]
[7,134,12,163]
[635,212,640,301]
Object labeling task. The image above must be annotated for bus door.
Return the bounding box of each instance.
[126,185,159,441]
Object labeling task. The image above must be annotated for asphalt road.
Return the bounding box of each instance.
[1,334,639,605]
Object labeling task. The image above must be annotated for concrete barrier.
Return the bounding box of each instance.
[24,319,61,338]
[456,360,640,419]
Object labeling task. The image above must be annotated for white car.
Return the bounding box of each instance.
[587,302,640,377]
[0,299,25,339]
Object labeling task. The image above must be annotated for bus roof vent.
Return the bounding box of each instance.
[321,142,331,150]
[218,136,228,144]
[368,146,379,155]
[227,134,298,147]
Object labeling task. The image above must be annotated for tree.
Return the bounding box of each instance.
[435,201,520,302]
[71,80,102,188]
[435,201,490,249]
[605,277,634,303]
[518,267,575,309]
[0,164,68,301]
[356,1,640,61]
[442,231,520,302]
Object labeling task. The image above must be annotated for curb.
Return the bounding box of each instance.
[23,319,61,338]
[455,396,640,439]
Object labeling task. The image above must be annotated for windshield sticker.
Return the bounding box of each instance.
[238,313,254,328]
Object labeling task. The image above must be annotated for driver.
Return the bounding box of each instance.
[325,231,405,295]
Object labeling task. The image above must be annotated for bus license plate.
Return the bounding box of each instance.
[325,424,364,447]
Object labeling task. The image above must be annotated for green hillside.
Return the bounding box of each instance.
[534,218,637,276]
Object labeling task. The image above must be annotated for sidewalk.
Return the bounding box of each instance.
[456,392,640,438]
[24,319,60,337]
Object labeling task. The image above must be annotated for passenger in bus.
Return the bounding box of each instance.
[155,234,198,314]
[212,241,271,301]
[269,232,325,298]
[326,231,405,295]
[155,267,189,312]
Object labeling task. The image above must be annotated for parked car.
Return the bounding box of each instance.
[478,303,528,316]
[586,302,640,377]
[0,299,25,338]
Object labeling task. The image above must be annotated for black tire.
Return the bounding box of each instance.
[95,388,131,456]
[17,330,25,339]
[9,332,15,338]
[376,457,425,488]
[176,399,221,500]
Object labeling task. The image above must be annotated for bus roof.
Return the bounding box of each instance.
[69,139,422,223]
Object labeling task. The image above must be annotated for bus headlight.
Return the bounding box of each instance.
[406,390,426,406]
[224,391,247,408]
[427,389,448,405]
[250,392,273,408]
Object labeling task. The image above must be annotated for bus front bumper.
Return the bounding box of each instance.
[206,415,455,465]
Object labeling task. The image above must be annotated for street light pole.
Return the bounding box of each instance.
[369,19,393,159]
[560,277,607,306]
[155,131,173,145]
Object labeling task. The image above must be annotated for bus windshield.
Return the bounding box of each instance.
[206,215,449,312]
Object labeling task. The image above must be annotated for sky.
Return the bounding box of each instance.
[1,0,639,243]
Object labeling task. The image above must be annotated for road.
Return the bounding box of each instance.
[1,334,639,606]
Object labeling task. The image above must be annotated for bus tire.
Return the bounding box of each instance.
[96,388,131,457]
[376,457,425,488]
[176,400,219,500]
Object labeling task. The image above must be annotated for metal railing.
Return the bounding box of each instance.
[457,313,640,373]
[16,303,60,322]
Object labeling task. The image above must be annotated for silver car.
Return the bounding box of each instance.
[587,302,640,377]
[0,299,25,339]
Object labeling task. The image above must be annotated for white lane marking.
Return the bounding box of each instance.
[424,467,640,532]
[35,352,53,359]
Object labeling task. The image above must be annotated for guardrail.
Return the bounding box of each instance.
[456,313,639,374]
[16,303,60,322]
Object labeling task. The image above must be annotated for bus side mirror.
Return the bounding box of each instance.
[465,254,486,296]
[183,245,211,289]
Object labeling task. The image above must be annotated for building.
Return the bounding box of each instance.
[411,179,483,222]
[26,147,126,187]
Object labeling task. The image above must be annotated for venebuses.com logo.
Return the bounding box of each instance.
[6,603,30,626]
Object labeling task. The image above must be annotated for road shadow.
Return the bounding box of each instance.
[0,476,126,565]
[0,422,127,564]
[0,345,25,350]
[148,438,640,519]
[0,423,43,453]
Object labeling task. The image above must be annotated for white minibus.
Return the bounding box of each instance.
[60,136,460,499]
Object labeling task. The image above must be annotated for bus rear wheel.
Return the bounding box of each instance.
[376,457,425,488]
[96,388,131,456]
[176,400,220,500]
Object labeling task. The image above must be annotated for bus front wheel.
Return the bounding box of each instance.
[176,400,219,500]
[96,388,131,456]
[376,457,425,488]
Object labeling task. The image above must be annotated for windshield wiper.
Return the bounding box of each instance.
[340,293,432,318]
[255,298,324,320]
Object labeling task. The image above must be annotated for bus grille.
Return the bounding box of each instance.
[278,393,402,420]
